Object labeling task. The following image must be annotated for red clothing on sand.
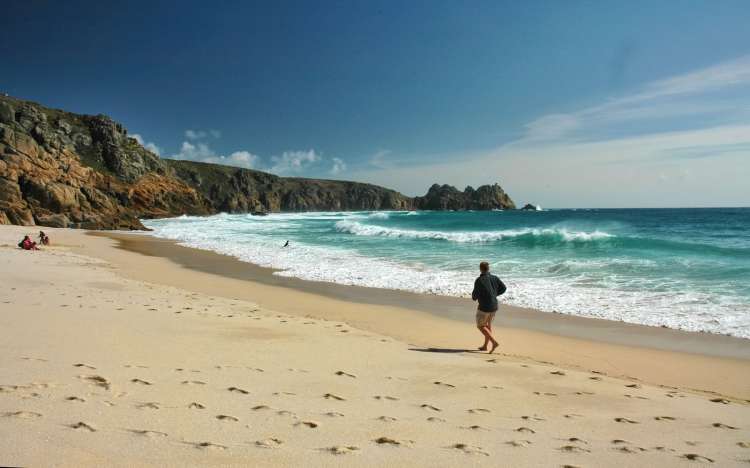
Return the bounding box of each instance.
[22,239,36,250]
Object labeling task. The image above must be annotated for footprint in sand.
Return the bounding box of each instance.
[181,380,206,385]
[252,405,271,411]
[421,404,442,412]
[377,416,397,422]
[324,393,346,401]
[433,381,456,388]
[277,410,296,417]
[506,440,533,447]
[522,415,545,421]
[296,420,319,428]
[130,379,152,386]
[321,445,360,455]
[450,443,489,456]
[188,402,205,409]
[480,385,504,390]
[737,442,750,448]
[564,437,588,444]
[78,375,111,390]
[681,453,714,463]
[374,395,399,401]
[461,425,487,431]
[468,408,491,414]
[228,387,249,395]
[712,422,739,430]
[190,441,227,450]
[625,383,641,388]
[709,398,729,404]
[564,414,584,419]
[255,438,284,448]
[3,411,42,419]
[515,427,536,434]
[427,417,446,423]
[325,411,345,417]
[575,391,595,396]
[655,416,677,421]
[614,445,647,453]
[69,421,96,432]
[216,415,239,422]
[533,392,557,396]
[589,376,602,381]
[65,396,86,402]
[136,402,160,410]
[130,429,168,438]
[73,363,96,370]
[335,371,357,378]
[558,445,590,453]
[614,417,639,424]
[550,371,566,376]
[374,436,406,446]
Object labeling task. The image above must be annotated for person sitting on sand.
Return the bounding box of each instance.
[19,235,39,251]
[471,261,506,353]
[38,231,49,246]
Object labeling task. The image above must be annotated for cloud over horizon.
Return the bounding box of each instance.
[349,54,750,207]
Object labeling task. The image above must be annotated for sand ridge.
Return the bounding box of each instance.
[1,225,749,467]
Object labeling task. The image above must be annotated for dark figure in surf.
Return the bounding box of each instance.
[283,240,290,247]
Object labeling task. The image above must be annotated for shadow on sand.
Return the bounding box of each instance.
[408,348,479,354]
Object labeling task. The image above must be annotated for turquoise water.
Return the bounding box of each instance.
[144,208,750,338]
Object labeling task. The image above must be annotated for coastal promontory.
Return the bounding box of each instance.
[0,95,515,229]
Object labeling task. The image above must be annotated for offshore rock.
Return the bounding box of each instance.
[414,183,515,211]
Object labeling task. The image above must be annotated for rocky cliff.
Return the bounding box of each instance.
[414,183,515,210]
[0,95,514,230]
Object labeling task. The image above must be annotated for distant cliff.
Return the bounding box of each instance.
[414,183,515,211]
[0,95,514,230]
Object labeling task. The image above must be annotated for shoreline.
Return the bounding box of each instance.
[100,231,750,360]
[80,230,750,399]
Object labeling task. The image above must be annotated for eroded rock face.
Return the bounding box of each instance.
[0,96,209,229]
[415,183,515,210]
[0,94,515,230]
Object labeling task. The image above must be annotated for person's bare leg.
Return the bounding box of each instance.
[480,326,499,354]
[478,327,489,351]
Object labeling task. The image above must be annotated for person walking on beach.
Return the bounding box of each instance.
[472,261,506,354]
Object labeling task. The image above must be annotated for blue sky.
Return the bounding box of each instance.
[2,1,749,207]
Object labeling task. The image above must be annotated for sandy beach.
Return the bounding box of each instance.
[1,225,749,467]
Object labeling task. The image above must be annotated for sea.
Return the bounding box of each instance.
[143,208,750,339]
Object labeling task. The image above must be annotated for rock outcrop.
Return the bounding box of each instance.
[0,95,514,230]
[414,184,515,211]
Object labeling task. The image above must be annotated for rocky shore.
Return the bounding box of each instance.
[0,95,515,230]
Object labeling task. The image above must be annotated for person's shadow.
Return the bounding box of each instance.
[408,347,479,354]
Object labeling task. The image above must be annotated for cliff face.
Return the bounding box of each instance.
[0,95,513,230]
[415,184,515,210]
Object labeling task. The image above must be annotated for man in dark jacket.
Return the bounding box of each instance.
[471,261,507,353]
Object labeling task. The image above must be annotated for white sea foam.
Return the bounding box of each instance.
[334,220,613,243]
[143,213,750,339]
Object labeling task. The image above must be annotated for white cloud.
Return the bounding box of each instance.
[351,54,750,207]
[269,150,322,175]
[170,141,259,169]
[185,129,221,140]
[131,133,162,156]
[369,149,393,169]
[329,157,347,175]
[184,129,206,140]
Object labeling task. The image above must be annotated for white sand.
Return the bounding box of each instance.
[1,225,749,467]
